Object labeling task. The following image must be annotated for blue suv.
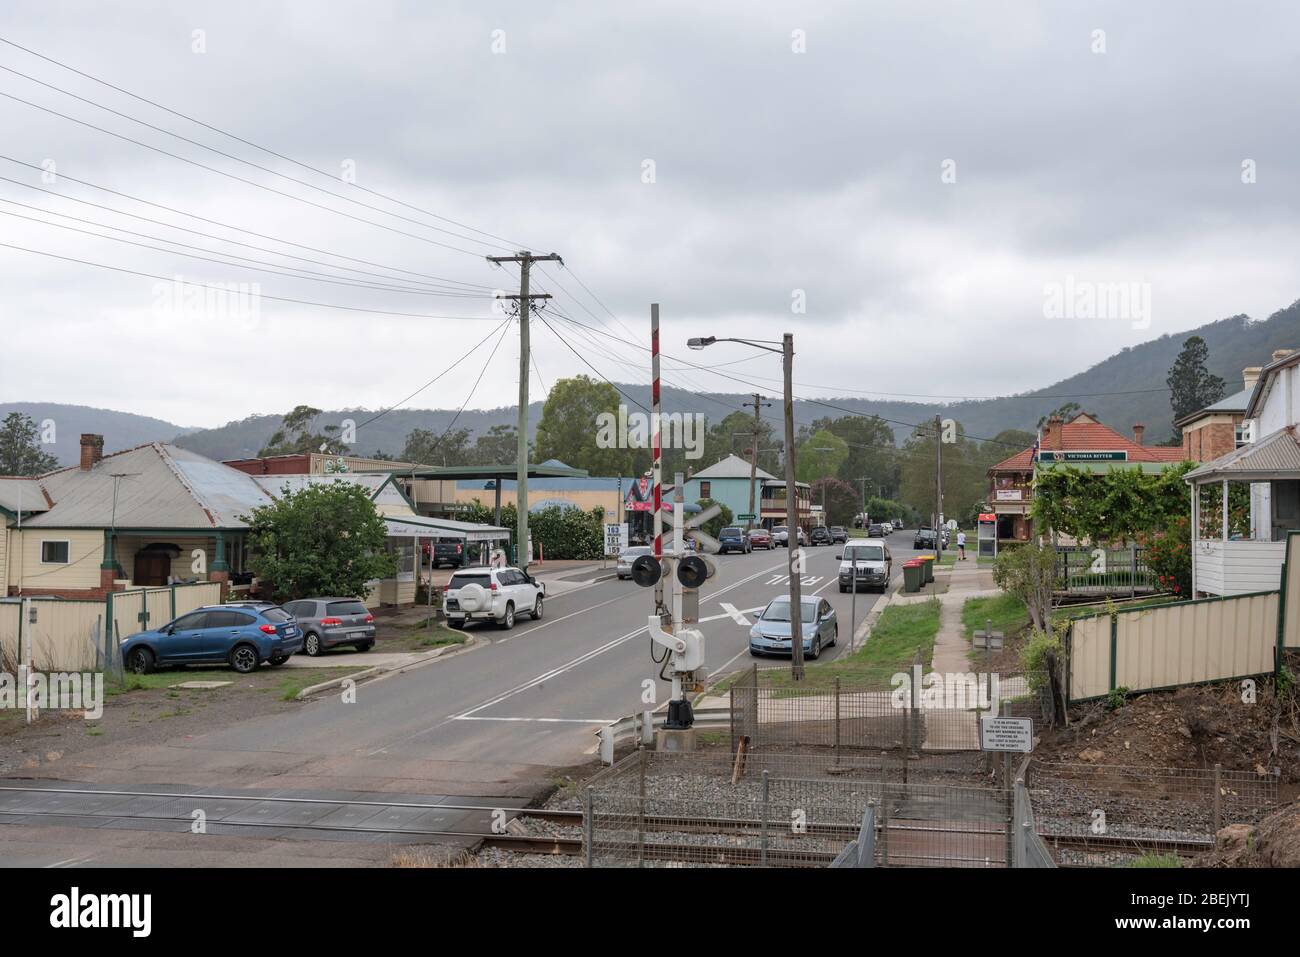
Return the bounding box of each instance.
[121,603,303,675]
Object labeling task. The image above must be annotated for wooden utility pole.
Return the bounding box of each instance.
[934,413,944,561]
[784,333,804,680]
[488,251,562,567]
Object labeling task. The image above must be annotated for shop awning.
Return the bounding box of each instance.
[384,515,511,543]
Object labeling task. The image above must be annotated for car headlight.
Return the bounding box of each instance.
[749,627,761,639]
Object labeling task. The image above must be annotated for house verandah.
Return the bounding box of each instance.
[1184,427,1300,598]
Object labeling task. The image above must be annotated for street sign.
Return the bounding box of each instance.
[604,522,628,556]
[736,513,756,521]
[979,716,1034,753]
[946,519,958,530]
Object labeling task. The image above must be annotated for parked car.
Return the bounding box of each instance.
[718,526,752,554]
[914,527,937,549]
[749,596,838,659]
[120,604,303,675]
[839,539,892,593]
[424,537,465,569]
[282,597,376,656]
[443,566,545,629]
[617,545,654,579]
[810,525,832,546]
[747,527,774,549]
[829,526,848,544]
[772,526,807,547]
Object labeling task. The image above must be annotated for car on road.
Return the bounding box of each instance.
[424,537,466,569]
[749,596,838,659]
[617,545,654,579]
[443,566,545,629]
[880,521,894,536]
[914,527,937,549]
[867,523,885,537]
[747,527,774,549]
[121,604,303,675]
[772,525,807,547]
[282,597,376,656]
[829,526,848,544]
[718,526,752,554]
[810,525,832,546]
[839,538,892,593]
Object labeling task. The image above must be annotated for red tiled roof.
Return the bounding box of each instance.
[988,415,1186,472]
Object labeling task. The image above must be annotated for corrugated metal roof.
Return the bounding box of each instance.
[690,453,776,481]
[1184,427,1300,482]
[0,478,48,514]
[251,473,389,498]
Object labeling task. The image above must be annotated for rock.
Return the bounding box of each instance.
[1079,748,1105,763]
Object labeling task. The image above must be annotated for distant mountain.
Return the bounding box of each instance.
[13,297,1300,465]
[0,402,196,466]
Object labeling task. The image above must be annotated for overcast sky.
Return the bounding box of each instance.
[1,1,1297,436]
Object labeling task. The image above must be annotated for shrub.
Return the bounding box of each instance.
[1144,514,1192,598]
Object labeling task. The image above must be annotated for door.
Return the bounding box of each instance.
[134,551,171,587]
[199,610,256,662]
[160,611,209,663]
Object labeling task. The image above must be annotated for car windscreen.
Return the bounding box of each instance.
[773,526,788,533]
[720,527,742,536]
[327,600,368,616]
[761,599,816,623]
[620,547,652,558]
[262,607,293,622]
[449,573,491,589]
[845,545,885,562]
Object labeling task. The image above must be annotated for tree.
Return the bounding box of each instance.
[402,426,472,466]
[243,481,396,601]
[695,497,733,539]
[1036,403,1083,429]
[0,412,59,475]
[259,404,348,456]
[992,543,1060,631]
[471,424,526,465]
[796,429,849,484]
[1167,335,1225,436]
[535,376,638,475]
[810,477,860,526]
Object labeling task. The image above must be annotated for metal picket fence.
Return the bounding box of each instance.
[1055,544,1154,598]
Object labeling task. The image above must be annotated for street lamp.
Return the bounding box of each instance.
[689,333,805,680]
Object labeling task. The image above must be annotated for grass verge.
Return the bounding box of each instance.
[962,593,1030,640]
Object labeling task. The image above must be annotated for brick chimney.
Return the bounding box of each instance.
[1041,415,1064,449]
[79,433,104,471]
[1243,366,1263,391]
[1132,423,1145,446]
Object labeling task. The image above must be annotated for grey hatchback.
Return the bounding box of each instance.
[283,597,376,656]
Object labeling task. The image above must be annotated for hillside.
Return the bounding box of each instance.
[10,297,1300,464]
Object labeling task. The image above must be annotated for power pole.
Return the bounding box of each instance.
[783,333,804,681]
[934,413,944,561]
[488,250,562,568]
[747,392,771,532]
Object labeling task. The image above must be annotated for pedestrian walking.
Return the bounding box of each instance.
[957,529,967,560]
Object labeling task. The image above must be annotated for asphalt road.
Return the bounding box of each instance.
[2,532,930,820]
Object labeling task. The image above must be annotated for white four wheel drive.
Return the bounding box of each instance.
[443,566,546,630]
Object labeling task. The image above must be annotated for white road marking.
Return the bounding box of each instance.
[717,602,753,627]
[452,716,614,724]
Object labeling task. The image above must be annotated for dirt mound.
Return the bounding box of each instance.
[1038,678,1300,783]
[1206,802,1300,867]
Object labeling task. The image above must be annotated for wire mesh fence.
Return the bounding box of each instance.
[582,749,1014,868]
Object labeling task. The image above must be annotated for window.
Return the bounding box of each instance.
[326,601,369,616]
[699,481,711,498]
[40,540,70,564]
[207,611,254,628]
[171,612,208,631]
[1235,421,1254,448]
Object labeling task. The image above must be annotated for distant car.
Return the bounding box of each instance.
[444,566,545,629]
[425,537,465,569]
[829,526,848,544]
[774,526,807,547]
[895,519,905,531]
[747,527,774,549]
[839,539,892,593]
[914,527,937,549]
[282,597,376,656]
[121,604,302,674]
[867,523,885,537]
[718,526,752,554]
[617,545,654,579]
[810,525,832,546]
[749,596,838,659]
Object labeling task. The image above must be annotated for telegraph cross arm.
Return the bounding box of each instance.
[979,715,1034,753]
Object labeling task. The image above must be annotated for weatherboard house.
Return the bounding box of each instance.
[0,434,506,605]
[986,413,1185,543]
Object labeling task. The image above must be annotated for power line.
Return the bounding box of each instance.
[537,313,650,414]
[0,33,532,250]
[413,319,513,459]
[0,156,493,289]
[355,318,513,430]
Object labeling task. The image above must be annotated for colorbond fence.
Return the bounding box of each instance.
[0,581,222,673]
[1067,590,1280,703]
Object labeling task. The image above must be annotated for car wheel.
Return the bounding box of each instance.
[831,626,839,647]
[749,649,761,657]
[355,641,374,652]
[499,602,515,630]
[839,584,847,593]
[448,617,465,630]
[126,646,154,675]
[303,632,323,657]
[269,654,288,666]
[809,638,822,660]
[229,644,260,674]
[532,596,543,620]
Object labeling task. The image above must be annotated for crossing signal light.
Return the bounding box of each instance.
[631,554,665,588]
[677,555,709,589]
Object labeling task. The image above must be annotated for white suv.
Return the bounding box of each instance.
[443,566,545,630]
